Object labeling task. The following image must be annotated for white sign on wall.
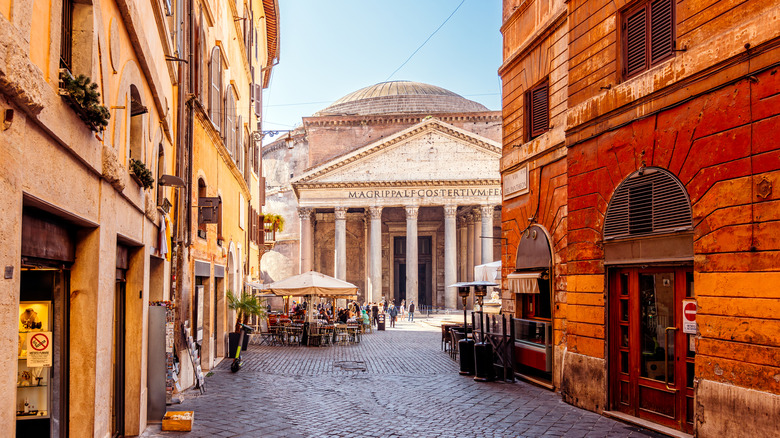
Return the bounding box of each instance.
[503,165,529,200]
[27,331,52,367]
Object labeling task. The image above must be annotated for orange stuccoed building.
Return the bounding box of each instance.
[499,0,780,436]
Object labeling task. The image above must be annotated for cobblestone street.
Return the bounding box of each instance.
[142,318,666,438]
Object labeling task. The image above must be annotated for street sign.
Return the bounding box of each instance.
[682,300,697,334]
[27,331,52,367]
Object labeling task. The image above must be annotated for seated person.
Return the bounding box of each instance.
[338,308,349,324]
[318,308,330,322]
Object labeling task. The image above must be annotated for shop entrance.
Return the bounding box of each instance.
[609,267,695,433]
[112,246,128,437]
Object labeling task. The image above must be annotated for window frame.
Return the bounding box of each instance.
[524,79,550,142]
[621,0,676,80]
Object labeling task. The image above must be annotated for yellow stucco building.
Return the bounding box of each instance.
[0,0,276,435]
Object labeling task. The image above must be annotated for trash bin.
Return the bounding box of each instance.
[377,314,386,331]
[473,341,495,382]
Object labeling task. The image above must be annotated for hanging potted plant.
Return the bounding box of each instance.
[226,290,266,357]
[264,213,285,232]
[58,70,110,132]
[129,158,155,189]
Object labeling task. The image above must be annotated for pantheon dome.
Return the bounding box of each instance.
[314,80,489,116]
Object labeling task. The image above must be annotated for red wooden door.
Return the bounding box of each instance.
[609,267,694,433]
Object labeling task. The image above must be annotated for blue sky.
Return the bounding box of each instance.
[262,0,503,133]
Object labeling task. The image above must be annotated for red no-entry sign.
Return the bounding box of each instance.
[682,300,697,334]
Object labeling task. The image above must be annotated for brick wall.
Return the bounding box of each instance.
[567,67,780,392]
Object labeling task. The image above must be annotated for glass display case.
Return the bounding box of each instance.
[514,318,553,372]
[17,301,52,420]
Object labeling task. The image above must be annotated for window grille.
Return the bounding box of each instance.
[604,168,692,240]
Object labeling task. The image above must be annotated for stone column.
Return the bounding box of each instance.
[444,205,458,310]
[481,205,494,264]
[334,206,347,281]
[466,213,475,282]
[472,207,482,272]
[458,216,467,283]
[298,207,313,273]
[369,206,383,302]
[405,205,419,307]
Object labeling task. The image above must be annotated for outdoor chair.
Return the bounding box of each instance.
[320,326,335,346]
[254,319,274,346]
[450,329,466,360]
[335,324,350,345]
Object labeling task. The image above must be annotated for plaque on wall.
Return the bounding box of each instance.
[503,165,529,200]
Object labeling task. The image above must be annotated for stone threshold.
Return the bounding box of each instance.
[603,411,693,438]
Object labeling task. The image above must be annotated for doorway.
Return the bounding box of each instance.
[392,236,432,307]
[111,275,126,437]
[609,267,695,433]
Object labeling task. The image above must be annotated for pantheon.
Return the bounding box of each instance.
[262,81,503,309]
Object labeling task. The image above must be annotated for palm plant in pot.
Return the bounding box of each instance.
[226,290,266,357]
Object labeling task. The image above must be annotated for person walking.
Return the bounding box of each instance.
[407,300,415,322]
[371,302,379,327]
[388,302,398,328]
[399,299,406,317]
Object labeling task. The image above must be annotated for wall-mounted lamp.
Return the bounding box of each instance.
[253,129,295,149]
[158,174,186,188]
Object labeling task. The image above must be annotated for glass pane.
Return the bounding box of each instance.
[639,273,675,382]
[621,325,629,347]
[621,351,629,374]
[687,362,695,388]
[620,299,629,322]
[620,273,629,295]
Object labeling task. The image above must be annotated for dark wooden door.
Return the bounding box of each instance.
[112,279,126,437]
[609,267,694,433]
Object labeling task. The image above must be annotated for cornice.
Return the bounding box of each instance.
[294,119,501,183]
[302,111,501,128]
[293,179,501,191]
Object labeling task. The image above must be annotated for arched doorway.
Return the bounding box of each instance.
[604,167,695,434]
[509,224,554,386]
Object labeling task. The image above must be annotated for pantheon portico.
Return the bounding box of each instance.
[262,81,503,309]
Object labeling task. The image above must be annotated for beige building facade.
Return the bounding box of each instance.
[1,0,177,435]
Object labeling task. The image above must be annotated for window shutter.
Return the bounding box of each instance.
[225,93,233,154]
[210,48,221,128]
[650,0,674,63]
[528,82,549,139]
[259,176,266,206]
[254,84,261,117]
[237,115,243,171]
[624,7,648,78]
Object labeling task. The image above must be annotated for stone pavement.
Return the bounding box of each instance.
[141,317,667,438]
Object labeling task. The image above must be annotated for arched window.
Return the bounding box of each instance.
[604,167,692,240]
[156,143,165,205]
[209,47,222,130]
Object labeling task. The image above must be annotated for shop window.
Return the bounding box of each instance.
[622,0,675,79]
[524,79,549,141]
[208,47,222,130]
[520,278,552,320]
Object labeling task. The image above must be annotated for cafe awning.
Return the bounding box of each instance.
[474,260,501,282]
[507,271,546,294]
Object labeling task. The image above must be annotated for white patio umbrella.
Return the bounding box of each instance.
[269,271,358,323]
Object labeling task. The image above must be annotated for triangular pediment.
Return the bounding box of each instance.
[292,118,500,187]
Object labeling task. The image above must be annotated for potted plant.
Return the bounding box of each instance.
[264,213,285,232]
[58,70,110,132]
[226,290,266,357]
[129,158,155,189]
